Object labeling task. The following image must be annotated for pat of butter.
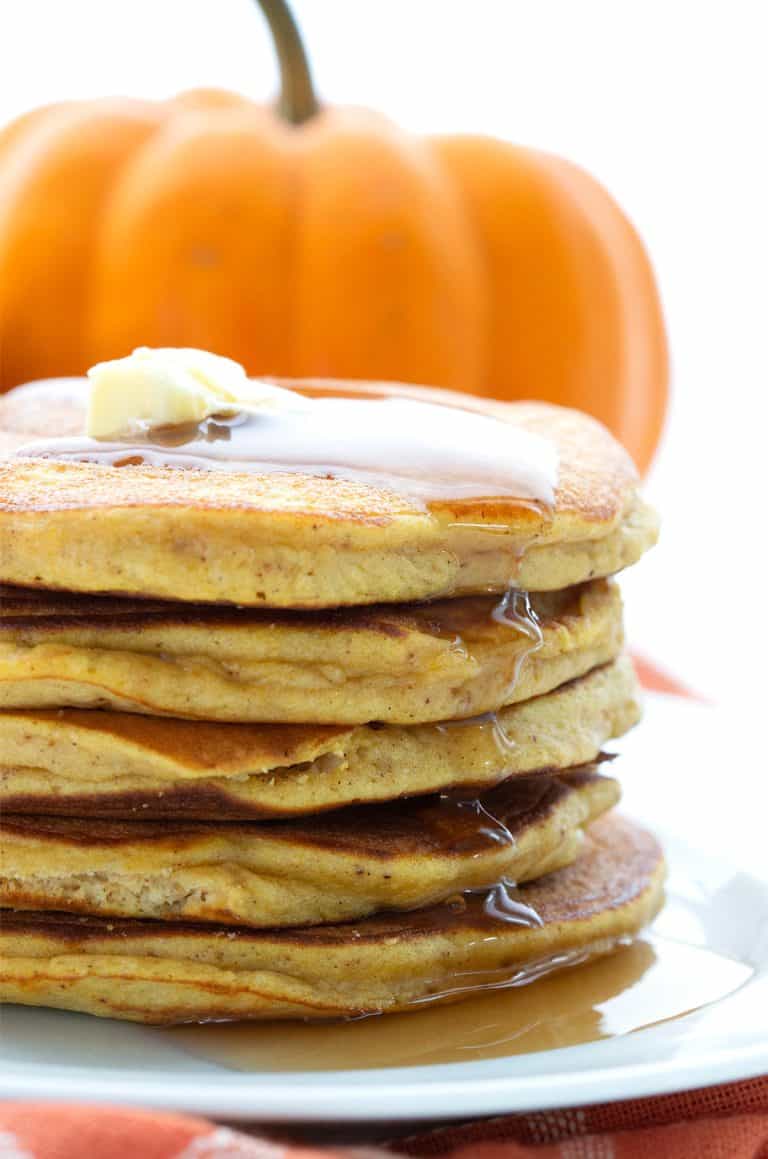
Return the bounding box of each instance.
[86,347,299,439]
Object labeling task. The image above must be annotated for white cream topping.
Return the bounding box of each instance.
[14,348,560,507]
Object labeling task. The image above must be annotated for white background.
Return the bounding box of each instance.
[2,1,766,708]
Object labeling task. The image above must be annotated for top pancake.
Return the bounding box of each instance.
[0,378,658,608]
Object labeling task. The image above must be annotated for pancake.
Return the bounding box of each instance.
[0,815,665,1023]
[0,378,658,608]
[0,658,639,819]
[0,578,622,724]
[0,768,617,928]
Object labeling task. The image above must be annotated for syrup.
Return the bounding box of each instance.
[318,771,583,861]
[161,932,752,1071]
[13,385,559,506]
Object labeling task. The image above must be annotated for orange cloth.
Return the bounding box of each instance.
[394,1076,768,1155]
[630,652,708,701]
[0,1078,767,1157]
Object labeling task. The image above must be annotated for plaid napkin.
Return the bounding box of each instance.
[0,1077,766,1157]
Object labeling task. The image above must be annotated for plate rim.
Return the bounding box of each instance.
[1,1034,767,1122]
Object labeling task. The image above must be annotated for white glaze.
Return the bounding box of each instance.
[16,391,559,506]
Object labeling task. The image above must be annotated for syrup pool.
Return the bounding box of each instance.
[161,928,752,1072]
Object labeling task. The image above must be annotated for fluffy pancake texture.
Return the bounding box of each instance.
[0,768,617,928]
[0,658,638,819]
[0,379,658,607]
[0,815,665,1023]
[0,579,622,724]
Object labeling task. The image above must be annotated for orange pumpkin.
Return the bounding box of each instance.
[0,0,668,470]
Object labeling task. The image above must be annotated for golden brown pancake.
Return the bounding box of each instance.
[0,815,664,1023]
[0,658,638,819]
[0,379,658,607]
[0,768,617,928]
[0,578,622,723]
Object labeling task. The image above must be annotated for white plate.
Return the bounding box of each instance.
[2,694,767,1122]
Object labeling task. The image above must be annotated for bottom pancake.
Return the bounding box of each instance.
[0,815,664,1023]
[0,768,617,928]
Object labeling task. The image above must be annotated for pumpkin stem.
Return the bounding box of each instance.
[255,0,319,124]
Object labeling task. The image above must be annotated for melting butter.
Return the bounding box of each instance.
[86,347,300,438]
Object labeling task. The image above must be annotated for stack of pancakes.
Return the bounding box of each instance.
[0,378,663,1024]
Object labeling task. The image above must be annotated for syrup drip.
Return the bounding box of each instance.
[428,585,545,759]
[14,394,559,507]
[493,588,545,701]
[483,880,545,927]
[431,877,545,942]
[436,795,518,854]
[414,773,578,868]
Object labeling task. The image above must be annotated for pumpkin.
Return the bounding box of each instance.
[0,0,668,470]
